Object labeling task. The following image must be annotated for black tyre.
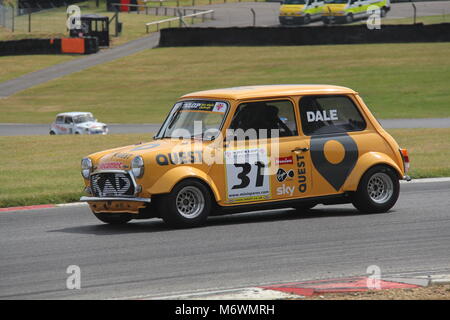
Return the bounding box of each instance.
[49,131,56,135]
[351,165,400,213]
[322,17,330,25]
[303,14,311,24]
[93,212,132,225]
[158,179,212,228]
[346,13,353,23]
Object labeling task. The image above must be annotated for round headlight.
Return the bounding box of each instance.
[81,158,92,179]
[131,156,144,178]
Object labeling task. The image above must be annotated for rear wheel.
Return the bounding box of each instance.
[49,130,56,135]
[351,165,399,213]
[158,179,212,228]
[93,212,132,225]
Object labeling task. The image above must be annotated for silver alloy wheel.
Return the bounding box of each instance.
[175,186,205,219]
[367,172,394,204]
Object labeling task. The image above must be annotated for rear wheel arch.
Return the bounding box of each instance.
[350,164,400,213]
[342,153,403,191]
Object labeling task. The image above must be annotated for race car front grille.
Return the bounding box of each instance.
[90,172,135,198]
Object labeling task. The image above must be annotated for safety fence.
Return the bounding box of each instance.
[159,23,450,46]
[145,8,213,32]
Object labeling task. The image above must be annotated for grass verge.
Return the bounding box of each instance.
[1,43,450,123]
[0,128,449,208]
[0,55,76,83]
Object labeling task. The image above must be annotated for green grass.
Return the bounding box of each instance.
[0,133,150,207]
[0,128,448,207]
[0,55,76,83]
[389,128,450,179]
[0,43,449,123]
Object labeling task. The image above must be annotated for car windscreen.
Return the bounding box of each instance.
[157,100,229,140]
[74,115,95,124]
[284,0,307,4]
[324,0,348,3]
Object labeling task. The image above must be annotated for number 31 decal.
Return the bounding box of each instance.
[225,148,271,202]
[232,162,265,190]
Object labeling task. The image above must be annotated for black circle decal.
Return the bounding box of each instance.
[310,133,359,191]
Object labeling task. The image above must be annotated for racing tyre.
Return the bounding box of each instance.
[158,179,212,228]
[93,212,132,225]
[351,165,399,213]
[49,131,56,135]
[346,13,353,23]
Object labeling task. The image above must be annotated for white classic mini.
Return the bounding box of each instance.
[49,112,108,135]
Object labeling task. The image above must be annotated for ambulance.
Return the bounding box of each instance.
[321,0,390,24]
[279,0,325,25]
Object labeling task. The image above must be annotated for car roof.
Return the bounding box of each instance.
[181,85,357,100]
[56,112,92,117]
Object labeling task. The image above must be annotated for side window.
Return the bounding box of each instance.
[229,100,298,139]
[299,95,366,136]
[55,116,64,124]
[65,116,73,124]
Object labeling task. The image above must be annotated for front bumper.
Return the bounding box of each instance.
[80,196,151,214]
[279,15,307,25]
[322,14,347,23]
[80,196,151,202]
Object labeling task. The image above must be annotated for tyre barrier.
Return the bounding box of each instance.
[0,37,99,56]
[159,23,450,47]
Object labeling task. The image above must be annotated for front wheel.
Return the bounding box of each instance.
[93,212,132,225]
[158,179,212,228]
[351,165,399,213]
[346,13,353,23]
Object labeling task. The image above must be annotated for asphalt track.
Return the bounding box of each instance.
[0,180,449,299]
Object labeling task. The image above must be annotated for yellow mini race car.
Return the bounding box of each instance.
[80,85,410,228]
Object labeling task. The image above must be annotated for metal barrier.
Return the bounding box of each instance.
[111,3,207,16]
[145,9,214,33]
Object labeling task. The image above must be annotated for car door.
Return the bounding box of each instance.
[311,0,324,19]
[298,94,367,196]
[64,116,74,134]
[213,98,313,205]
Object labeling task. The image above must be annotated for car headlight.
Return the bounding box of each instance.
[81,158,93,179]
[131,156,144,178]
